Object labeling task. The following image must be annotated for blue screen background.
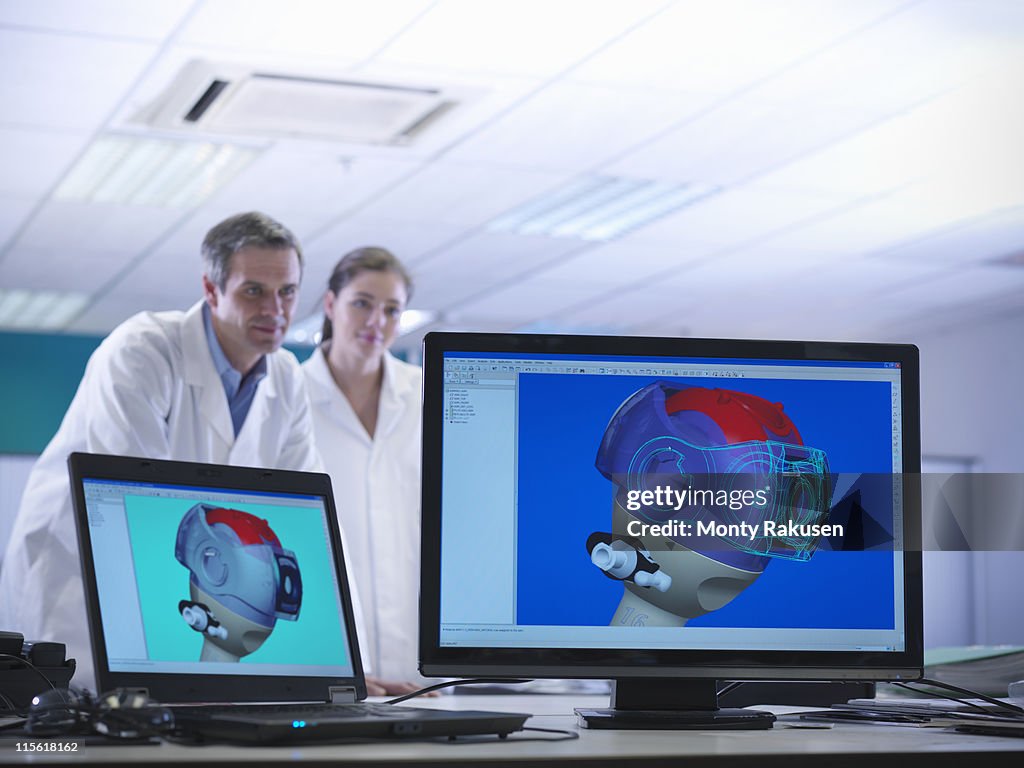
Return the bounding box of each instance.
[515,373,897,630]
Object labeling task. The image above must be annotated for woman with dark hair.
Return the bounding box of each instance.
[302,247,424,696]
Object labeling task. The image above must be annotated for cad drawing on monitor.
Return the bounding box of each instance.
[174,504,303,663]
[586,381,835,629]
[419,333,922,731]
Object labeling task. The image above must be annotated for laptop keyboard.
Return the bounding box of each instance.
[174,703,424,720]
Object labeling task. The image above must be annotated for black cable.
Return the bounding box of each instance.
[384,678,533,705]
[717,681,744,697]
[0,690,21,714]
[892,681,990,716]
[900,678,1024,718]
[0,653,58,695]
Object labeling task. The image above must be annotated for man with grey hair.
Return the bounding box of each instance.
[0,212,320,690]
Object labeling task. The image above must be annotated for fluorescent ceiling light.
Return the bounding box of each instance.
[286,308,439,346]
[54,135,258,208]
[0,289,89,330]
[488,176,720,241]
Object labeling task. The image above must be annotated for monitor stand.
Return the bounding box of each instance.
[575,678,775,730]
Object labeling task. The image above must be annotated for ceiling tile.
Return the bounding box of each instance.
[0,197,36,252]
[536,238,721,287]
[15,200,183,257]
[449,275,612,325]
[632,185,846,245]
[67,289,190,334]
[781,259,951,305]
[608,96,882,187]
[145,206,239,264]
[0,29,156,131]
[356,161,569,228]
[572,0,906,93]
[206,147,421,235]
[305,217,464,269]
[758,184,1020,256]
[110,249,203,304]
[178,0,435,61]
[4,0,1023,341]
[644,249,946,321]
[1,245,134,293]
[549,284,695,333]
[413,232,587,308]
[749,0,1024,112]
[883,264,1024,312]
[413,274,504,312]
[878,206,1024,266]
[0,0,193,39]
[299,218,469,318]
[0,128,89,199]
[376,0,666,79]
[753,70,1024,205]
[687,243,852,284]
[445,81,708,172]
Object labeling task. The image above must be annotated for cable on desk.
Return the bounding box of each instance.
[897,678,1024,718]
[384,678,533,705]
[0,653,58,694]
[0,652,59,718]
[0,716,28,731]
[0,691,21,715]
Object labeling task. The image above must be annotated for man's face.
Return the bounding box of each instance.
[203,246,301,372]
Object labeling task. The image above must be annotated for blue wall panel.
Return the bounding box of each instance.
[0,331,313,454]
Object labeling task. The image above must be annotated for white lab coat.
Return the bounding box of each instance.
[302,347,423,683]
[0,301,320,689]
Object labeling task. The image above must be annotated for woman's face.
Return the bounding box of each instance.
[324,270,408,359]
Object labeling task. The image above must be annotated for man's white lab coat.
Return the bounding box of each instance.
[302,348,422,683]
[0,301,320,688]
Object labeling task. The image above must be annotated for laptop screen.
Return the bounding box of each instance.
[80,474,356,679]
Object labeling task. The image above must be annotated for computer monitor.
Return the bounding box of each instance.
[419,332,922,728]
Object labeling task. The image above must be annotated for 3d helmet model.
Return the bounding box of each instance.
[588,381,831,627]
[175,504,302,662]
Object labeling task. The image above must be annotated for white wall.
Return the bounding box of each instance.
[0,454,36,572]
[913,309,1024,646]
[917,311,1024,473]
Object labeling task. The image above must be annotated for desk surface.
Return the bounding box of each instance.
[3,694,1024,767]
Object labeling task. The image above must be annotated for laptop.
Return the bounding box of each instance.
[68,452,528,744]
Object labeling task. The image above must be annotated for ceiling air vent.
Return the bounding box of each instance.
[133,60,456,145]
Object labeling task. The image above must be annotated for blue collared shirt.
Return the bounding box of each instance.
[202,304,268,437]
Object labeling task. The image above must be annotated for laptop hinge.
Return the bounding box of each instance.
[328,686,358,704]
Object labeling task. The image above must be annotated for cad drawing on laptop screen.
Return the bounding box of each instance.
[79,475,355,679]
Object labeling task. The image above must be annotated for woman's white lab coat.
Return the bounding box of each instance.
[302,347,423,683]
[0,301,320,687]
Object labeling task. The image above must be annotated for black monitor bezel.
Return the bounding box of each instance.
[419,332,923,681]
[69,452,368,703]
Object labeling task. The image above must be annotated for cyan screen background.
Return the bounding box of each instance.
[123,494,348,666]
